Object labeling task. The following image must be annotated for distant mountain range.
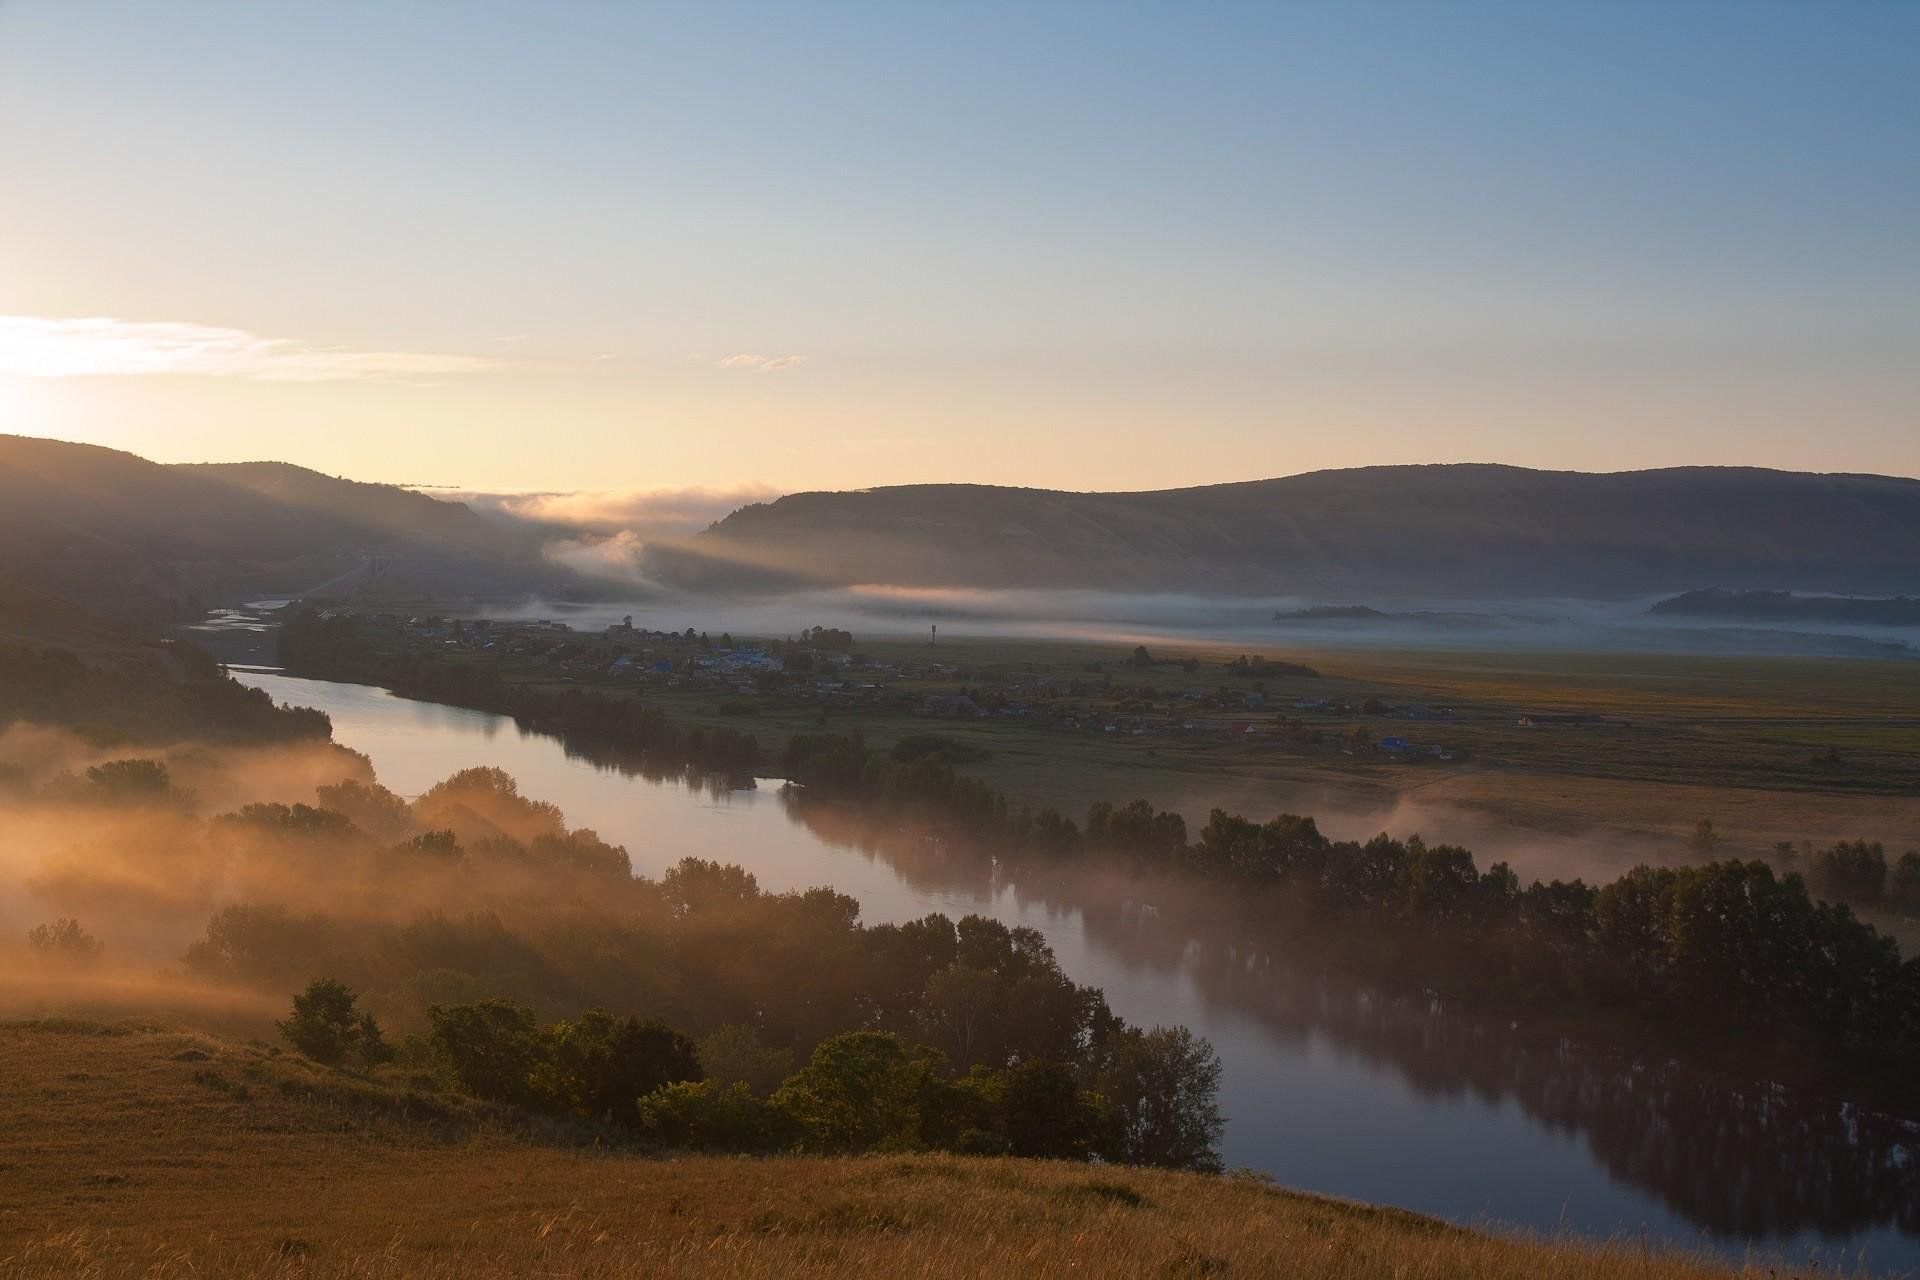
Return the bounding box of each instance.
[644,465,1920,599]
[0,435,555,627]
[7,437,1920,644]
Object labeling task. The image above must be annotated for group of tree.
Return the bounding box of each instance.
[144,749,1229,1172]
[0,640,329,746]
[279,979,1221,1170]
[779,730,1920,1093]
[1803,839,1920,915]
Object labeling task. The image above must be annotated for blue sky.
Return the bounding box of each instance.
[0,0,1915,491]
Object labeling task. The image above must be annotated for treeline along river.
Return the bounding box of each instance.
[236,668,1920,1274]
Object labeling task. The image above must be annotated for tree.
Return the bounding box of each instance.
[278,978,392,1068]
[1806,840,1888,905]
[427,999,546,1104]
[771,1031,941,1154]
[918,965,1001,1067]
[84,758,173,803]
[1687,819,1719,856]
[541,1010,702,1122]
[1096,1025,1224,1172]
[996,1059,1104,1160]
[26,918,102,965]
[1891,852,1920,914]
[696,1024,794,1096]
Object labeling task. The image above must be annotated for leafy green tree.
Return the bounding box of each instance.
[1096,1026,1224,1172]
[427,998,547,1105]
[278,978,392,1068]
[540,1010,702,1122]
[771,1031,944,1154]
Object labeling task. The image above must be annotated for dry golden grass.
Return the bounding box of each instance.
[0,1022,1774,1279]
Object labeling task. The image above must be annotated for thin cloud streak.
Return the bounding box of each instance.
[0,315,488,382]
[715,352,808,372]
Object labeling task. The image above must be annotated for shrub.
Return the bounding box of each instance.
[636,1080,790,1151]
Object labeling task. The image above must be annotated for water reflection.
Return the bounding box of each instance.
[781,796,1920,1248]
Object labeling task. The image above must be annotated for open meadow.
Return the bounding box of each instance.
[0,1021,1788,1280]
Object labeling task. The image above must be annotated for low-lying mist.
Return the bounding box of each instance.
[0,726,650,1033]
[454,586,1919,660]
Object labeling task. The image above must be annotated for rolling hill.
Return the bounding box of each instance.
[644,465,1920,599]
[0,435,556,624]
[0,1019,1750,1280]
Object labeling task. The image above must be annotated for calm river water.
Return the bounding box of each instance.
[239,669,1919,1274]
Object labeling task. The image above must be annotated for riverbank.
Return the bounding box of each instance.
[0,1020,1773,1280]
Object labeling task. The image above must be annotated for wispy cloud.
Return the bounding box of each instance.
[714,352,809,372]
[0,315,488,382]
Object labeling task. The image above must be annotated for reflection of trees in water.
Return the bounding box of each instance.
[780,793,1920,1243]
[540,732,752,800]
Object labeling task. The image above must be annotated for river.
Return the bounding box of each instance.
[237,669,1920,1274]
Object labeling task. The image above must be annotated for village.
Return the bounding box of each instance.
[322,608,1487,765]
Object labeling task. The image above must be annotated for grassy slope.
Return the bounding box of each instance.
[0,1022,1759,1280]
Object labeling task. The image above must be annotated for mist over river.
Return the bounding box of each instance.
[239,669,1920,1273]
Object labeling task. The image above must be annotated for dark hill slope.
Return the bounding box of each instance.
[649,465,1920,598]
[179,461,509,554]
[0,435,550,620]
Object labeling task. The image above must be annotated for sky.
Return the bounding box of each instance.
[1,0,1916,494]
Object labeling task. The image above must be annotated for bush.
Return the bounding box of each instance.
[636,1080,790,1152]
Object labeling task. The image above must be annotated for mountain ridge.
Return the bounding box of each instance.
[645,464,1920,599]
[0,434,556,624]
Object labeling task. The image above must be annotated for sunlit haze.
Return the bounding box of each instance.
[2,0,1917,492]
